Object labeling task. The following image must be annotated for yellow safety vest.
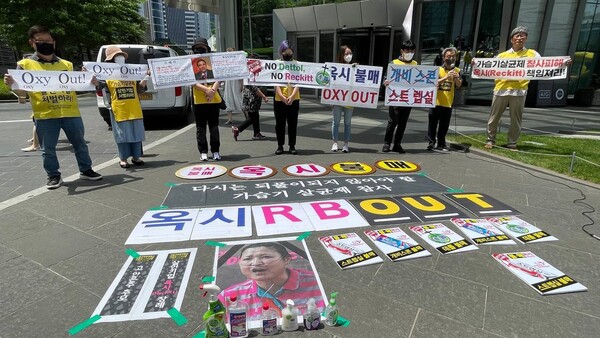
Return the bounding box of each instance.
[193,82,222,104]
[392,59,418,66]
[106,80,143,122]
[436,66,460,108]
[494,48,539,91]
[17,58,80,120]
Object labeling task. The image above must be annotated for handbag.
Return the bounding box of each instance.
[217,89,227,110]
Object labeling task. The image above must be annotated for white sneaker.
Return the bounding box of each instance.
[331,142,338,152]
[342,144,349,153]
[212,152,221,161]
[201,153,208,161]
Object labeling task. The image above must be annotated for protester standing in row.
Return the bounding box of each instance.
[274,40,300,155]
[232,85,268,141]
[191,38,222,161]
[330,45,354,153]
[3,25,102,189]
[95,45,148,168]
[382,40,418,154]
[223,47,244,125]
[427,47,462,152]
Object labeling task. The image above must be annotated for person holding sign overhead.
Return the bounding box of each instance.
[382,40,418,154]
[274,40,300,155]
[330,45,354,153]
[3,25,102,189]
[95,45,149,169]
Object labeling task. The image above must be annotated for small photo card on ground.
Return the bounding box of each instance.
[319,232,383,269]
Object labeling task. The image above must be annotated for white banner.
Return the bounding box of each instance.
[320,63,383,108]
[82,62,148,81]
[246,59,331,88]
[384,64,439,107]
[8,69,95,91]
[148,51,249,89]
[471,56,570,80]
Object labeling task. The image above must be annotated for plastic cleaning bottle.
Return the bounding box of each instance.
[325,292,339,326]
[281,299,298,331]
[228,295,248,338]
[303,297,321,330]
[200,284,230,338]
[260,302,279,336]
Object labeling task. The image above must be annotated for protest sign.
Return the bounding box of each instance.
[384,64,438,107]
[450,218,516,245]
[82,62,148,81]
[365,228,431,262]
[487,216,558,244]
[8,69,95,91]
[320,63,383,108]
[319,232,383,269]
[148,51,249,89]
[471,56,570,80]
[410,223,478,254]
[246,59,331,88]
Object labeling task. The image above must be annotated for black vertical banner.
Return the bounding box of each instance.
[143,251,191,313]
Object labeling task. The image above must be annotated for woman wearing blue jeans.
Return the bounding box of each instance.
[330,45,354,153]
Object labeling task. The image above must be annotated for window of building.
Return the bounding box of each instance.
[569,1,600,95]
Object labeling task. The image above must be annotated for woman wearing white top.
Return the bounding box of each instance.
[330,45,354,153]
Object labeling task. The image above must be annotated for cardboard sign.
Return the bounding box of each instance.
[450,218,516,245]
[125,209,199,245]
[384,64,438,107]
[320,63,383,108]
[410,223,478,254]
[349,197,419,225]
[398,194,471,221]
[246,59,331,88]
[365,228,431,261]
[487,216,558,244]
[319,232,383,269]
[443,192,519,217]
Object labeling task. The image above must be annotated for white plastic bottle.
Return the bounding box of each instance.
[260,302,279,336]
[303,298,321,330]
[281,299,298,331]
[227,296,248,338]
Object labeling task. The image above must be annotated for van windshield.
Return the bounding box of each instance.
[102,47,171,64]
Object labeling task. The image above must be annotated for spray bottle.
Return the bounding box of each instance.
[303,297,321,330]
[200,284,230,338]
[324,292,339,326]
[228,295,248,337]
[281,299,298,331]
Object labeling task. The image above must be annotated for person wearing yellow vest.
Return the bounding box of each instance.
[382,40,418,154]
[274,40,300,155]
[330,45,355,153]
[3,25,102,189]
[485,26,540,151]
[427,47,462,152]
[95,46,148,169]
[192,38,222,161]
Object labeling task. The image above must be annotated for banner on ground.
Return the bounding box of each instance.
[409,223,478,254]
[450,218,516,245]
[384,64,438,107]
[82,62,148,81]
[487,216,558,244]
[319,232,383,269]
[320,63,383,108]
[213,237,327,329]
[8,69,95,91]
[148,51,249,89]
[471,56,570,80]
[364,228,431,262]
[492,251,587,295]
[246,59,331,88]
[93,248,196,322]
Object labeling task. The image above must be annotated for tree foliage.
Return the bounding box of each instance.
[0,0,147,60]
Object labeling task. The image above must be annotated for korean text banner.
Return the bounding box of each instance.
[320,63,383,109]
[82,62,148,81]
[8,69,95,92]
[471,56,570,80]
[148,51,249,89]
[384,65,439,108]
[246,59,331,88]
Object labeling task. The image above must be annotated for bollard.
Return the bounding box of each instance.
[569,152,576,173]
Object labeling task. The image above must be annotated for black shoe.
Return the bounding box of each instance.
[46,176,63,190]
[436,146,450,152]
[132,159,145,166]
[107,126,112,131]
[289,147,297,155]
[382,143,391,152]
[79,169,103,181]
[427,144,434,151]
[119,161,130,169]
[392,145,405,154]
[275,147,284,155]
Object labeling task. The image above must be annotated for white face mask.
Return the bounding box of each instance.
[343,54,353,63]
[114,55,126,65]
[403,52,414,61]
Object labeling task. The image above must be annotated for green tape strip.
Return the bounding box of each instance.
[205,241,226,247]
[125,248,140,259]
[167,308,188,326]
[417,172,428,176]
[68,314,101,335]
[296,231,311,241]
[165,182,177,187]
[149,205,169,210]
[201,276,215,283]
[446,188,464,193]
[337,315,351,327]
[193,330,206,338]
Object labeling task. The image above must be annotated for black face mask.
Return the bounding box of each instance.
[193,47,207,54]
[282,54,293,61]
[35,42,55,56]
[444,58,455,66]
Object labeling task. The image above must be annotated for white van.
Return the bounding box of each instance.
[95,44,191,125]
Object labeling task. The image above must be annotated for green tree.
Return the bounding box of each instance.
[0,0,147,61]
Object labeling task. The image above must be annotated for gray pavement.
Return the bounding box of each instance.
[0,97,599,337]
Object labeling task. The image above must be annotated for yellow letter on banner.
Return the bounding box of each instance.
[452,194,493,208]
[401,196,446,211]
[359,199,400,215]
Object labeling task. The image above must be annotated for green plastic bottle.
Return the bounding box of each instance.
[324,292,339,326]
[201,284,230,338]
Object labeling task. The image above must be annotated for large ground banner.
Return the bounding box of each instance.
[212,237,327,329]
[246,59,330,88]
[320,63,383,108]
[384,65,438,108]
[471,56,570,80]
[93,249,196,322]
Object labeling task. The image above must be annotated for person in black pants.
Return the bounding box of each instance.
[232,85,268,140]
[273,40,300,155]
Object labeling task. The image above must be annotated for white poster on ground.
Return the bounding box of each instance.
[8,69,96,91]
[319,232,383,269]
[364,228,431,261]
[301,199,369,231]
[320,63,383,108]
[125,209,199,245]
[252,203,314,236]
[384,64,438,107]
[190,206,253,240]
[486,216,558,244]
[94,248,196,322]
[450,218,516,245]
[492,251,587,295]
[409,223,478,254]
[82,62,148,81]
